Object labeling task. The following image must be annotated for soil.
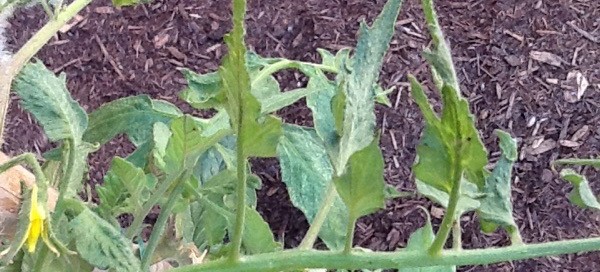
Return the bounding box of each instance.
[4,0,600,271]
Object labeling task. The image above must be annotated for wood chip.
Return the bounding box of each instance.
[167,46,186,60]
[431,206,444,219]
[567,21,599,43]
[529,50,564,67]
[571,125,589,142]
[94,6,114,14]
[563,70,589,103]
[528,139,556,155]
[559,140,580,148]
[153,33,170,49]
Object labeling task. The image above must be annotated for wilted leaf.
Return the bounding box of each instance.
[70,208,140,271]
[560,169,600,210]
[277,124,347,250]
[477,130,521,243]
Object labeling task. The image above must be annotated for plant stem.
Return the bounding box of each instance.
[230,128,247,261]
[0,0,92,146]
[452,221,462,250]
[51,139,76,222]
[170,236,600,272]
[228,0,248,261]
[125,173,180,239]
[344,218,356,253]
[298,183,337,249]
[428,150,463,255]
[141,171,190,270]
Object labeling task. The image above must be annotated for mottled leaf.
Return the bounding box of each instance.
[336,0,403,171]
[477,130,521,243]
[277,124,347,250]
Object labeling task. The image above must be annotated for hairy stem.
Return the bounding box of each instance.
[141,171,190,270]
[0,0,92,146]
[298,182,337,249]
[171,237,600,272]
[230,128,247,261]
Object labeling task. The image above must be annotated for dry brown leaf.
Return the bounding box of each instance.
[0,152,58,239]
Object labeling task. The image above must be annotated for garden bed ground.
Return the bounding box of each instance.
[4,0,600,271]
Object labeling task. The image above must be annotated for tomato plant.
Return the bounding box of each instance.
[1,0,600,271]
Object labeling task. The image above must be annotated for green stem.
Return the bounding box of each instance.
[170,237,600,272]
[0,0,92,146]
[125,173,180,239]
[452,221,462,250]
[250,59,338,88]
[51,139,76,221]
[141,171,190,270]
[428,151,462,255]
[344,218,356,253]
[298,183,337,249]
[230,128,247,261]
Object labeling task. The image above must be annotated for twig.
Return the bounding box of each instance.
[93,34,126,80]
[567,21,599,44]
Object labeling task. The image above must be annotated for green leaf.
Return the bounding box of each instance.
[477,130,521,243]
[334,135,385,221]
[14,61,87,142]
[190,197,228,250]
[179,69,225,110]
[410,79,488,193]
[404,215,456,272]
[84,95,181,146]
[219,0,282,158]
[241,207,280,254]
[277,124,348,250]
[97,157,155,219]
[161,116,228,178]
[69,208,140,271]
[336,0,403,171]
[560,169,600,210]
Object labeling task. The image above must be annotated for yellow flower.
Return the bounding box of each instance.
[22,184,57,254]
